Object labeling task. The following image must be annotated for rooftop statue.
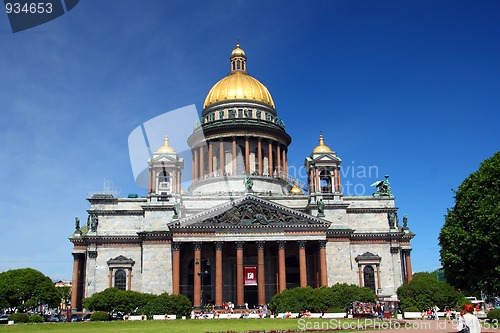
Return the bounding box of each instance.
[75,217,80,231]
[317,198,325,217]
[371,175,393,197]
[244,174,254,192]
[403,214,408,229]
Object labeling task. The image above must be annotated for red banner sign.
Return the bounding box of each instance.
[244,266,257,286]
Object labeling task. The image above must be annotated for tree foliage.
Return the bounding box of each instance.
[0,268,59,312]
[268,284,375,313]
[439,152,500,295]
[138,293,192,317]
[397,272,465,311]
[83,288,155,314]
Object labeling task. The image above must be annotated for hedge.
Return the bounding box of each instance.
[90,311,110,321]
[28,314,44,323]
[8,313,29,323]
[487,309,500,322]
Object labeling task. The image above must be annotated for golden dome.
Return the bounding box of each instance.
[156,133,176,153]
[203,44,275,109]
[290,181,302,194]
[312,133,332,153]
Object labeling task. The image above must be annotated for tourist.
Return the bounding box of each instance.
[457,304,481,333]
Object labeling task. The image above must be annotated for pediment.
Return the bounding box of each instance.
[169,195,330,230]
[150,154,181,163]
[313,154,342,163]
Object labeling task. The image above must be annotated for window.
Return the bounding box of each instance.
[256,110,261,119]
[208,113,215,122]
[363,266,375,292]
[115,269,126,290]
[219,110,224,119]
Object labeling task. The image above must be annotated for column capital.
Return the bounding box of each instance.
[214,241,223,251]
[194,242,202,251]
[298,240,307,249]
[277,240,286,249]
[390,247,400,254]
[72,253,84,260]
[236,241,244,250]
[403,249,412,255]
[319,240,327,249]
[256,241,265,250]
[172,242,181,251]
[88,251,98,259]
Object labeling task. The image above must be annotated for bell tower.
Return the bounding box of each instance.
[148,133,184,200]
[305,133,342,202]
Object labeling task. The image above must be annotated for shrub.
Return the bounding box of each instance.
[8,313,29,323]
[138,293,192,317]
[28,314,44,323]
[90,311,110,321]
[403,306,420,313]
[487,309,500,322]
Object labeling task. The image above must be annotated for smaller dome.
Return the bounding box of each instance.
[157,133,176,153]
[290,181,302,195]
[231,43,246,58]
[312,133,332,153]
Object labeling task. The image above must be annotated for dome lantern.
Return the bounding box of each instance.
[230,43,247,72]
[157,133,176,154]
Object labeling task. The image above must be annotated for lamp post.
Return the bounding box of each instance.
[197,258,210,308]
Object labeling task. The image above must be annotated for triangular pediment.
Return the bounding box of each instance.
[312,154,342,163]
[168,195,330,231]
[150,154,180,163]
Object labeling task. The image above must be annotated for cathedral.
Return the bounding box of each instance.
[69,44,415,311]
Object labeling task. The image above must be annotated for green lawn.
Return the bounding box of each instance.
[0,318,377,333]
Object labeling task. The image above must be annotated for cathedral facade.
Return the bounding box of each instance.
[69,44,414,311]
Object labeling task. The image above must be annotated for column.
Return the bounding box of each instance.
[236,241,244,307]
[208,141,213,176]
[257,139,262,175]
[335,167,341,192]
[282,149,287,177]
[278,241,286,292]
[358,265,363,287]
[127,269,132,291]
[298,240,307,287]
[309,169,314,193]
[199,146,205,179]
[405,250,413,282]
[108,268,113,288]
[177,171,182,193]
[219,140,225,175]
[71,253,81,312]
[376,264,381,290]
[319,240,328,287]
[232,137,237,175]
[257,241,266,305]
[172,242,181,294]
[193,242,202,308]
[277,144,281,175]
[268,141,273,174]
[215,242,223,308]
[193,148,199,181]
[245,136,250,174]
[148,166,153,193]
[315,168,320,193]
[151,170,157,193]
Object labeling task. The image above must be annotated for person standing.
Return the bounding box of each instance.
[457,304,481,333]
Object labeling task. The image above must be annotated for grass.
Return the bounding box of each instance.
[0,318,380,333]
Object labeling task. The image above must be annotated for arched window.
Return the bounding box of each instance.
[363,266,375,292]
[114,269,126,290]
[320,170,332,193]
[161,171,170,183]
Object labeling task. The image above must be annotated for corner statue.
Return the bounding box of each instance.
[75,217,80,231]
[317,198,325,217]
[371,175,393,197]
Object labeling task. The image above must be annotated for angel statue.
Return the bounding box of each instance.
[371,175,392,197]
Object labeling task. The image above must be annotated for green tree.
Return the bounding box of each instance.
[138,293,192,317]
[439,152,500,295]
[83,288,155,314]
[0,268,59,312]
[397,272,465,311]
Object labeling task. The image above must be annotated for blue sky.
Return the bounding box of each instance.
[0,1,499,282]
